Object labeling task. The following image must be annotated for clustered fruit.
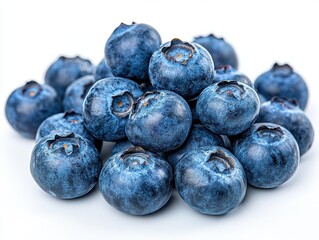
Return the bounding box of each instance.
[5,22,314,216]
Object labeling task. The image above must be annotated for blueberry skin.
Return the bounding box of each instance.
[63,75,95,114]
[105,22,161,83]
[149,38,214,98]
[196,81,260,136]
[94,59,114,81]
[213,65,253,87]
[83,77,143,141]
[193,34,238,69]
[175,146,247,215]
[126,90,192,152]
[36,111,101,150]
[256,98,314,156]
[45,56,94,99]
[232,123,300,188]
[5,81,62,139]
[254,63,308,110]
[167,124,225,169]
[99,147,173,215]
[30,132,101,199]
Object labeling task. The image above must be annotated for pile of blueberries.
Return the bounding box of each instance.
[5,22,314,216]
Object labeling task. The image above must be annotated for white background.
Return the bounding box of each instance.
[1,0,319,239]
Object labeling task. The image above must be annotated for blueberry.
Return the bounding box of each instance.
[83,77,143,141]
[94,59,114,81]
[45,56,94,99]
[105,22,161,83]
[36,111,101,150]
[175,146,247,215]
[167,124,225,169]
[99,147,173,215]
[5,81,62,139]
[254,63,308,110]
[193,34,238,69]
[149,38,214,98]
[126,90,192,152]
[213,65,253,87]
[232,123,300,188]
[196,81,260,136]
[30,132,101,199]
[63,75,95,114]
[256,97,314,156]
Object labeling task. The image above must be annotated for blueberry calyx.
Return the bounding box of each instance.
[123,146,147,154]
[270,97,299,109]
[208,33,224,40]
[120,22,136,27]
[215,80,246,100]
[139,90,159,99]
[57,55,93,69]
[111,91,134,118]
[115,22,136,35]
[58,56,67,60]
[256,125,284,141]
[272,63,293,76]
[120,146,150,167]
[47,132,80,156]
[22,81,42,98]
[194,34,224,41]
[131,91,159,115]
[161,38,195,65]
[206,149,235,173]
[59,56,79,61]
[63,111,80,123]
[215,65,233,74]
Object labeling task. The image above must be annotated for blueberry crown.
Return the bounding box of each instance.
[270,97,299,109]
[119,22,136,27]
[58,55,80,61]
[256,125,284,142]
[120,146,150,167]
[111,91,134,118]
[22,81,42,97]
[215,65,234,74]
[215,80,246,100]
[194,33,224,41]
[46,132,80,156]
[161,38,195,65]
[122,146,147,155]
[63,111,82,123]
[63,110,81,118]
[58,55,91,65]
[132,90,161,115]
[114,22,136,35]
[271,63,293,76]
[206,149,235,173]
